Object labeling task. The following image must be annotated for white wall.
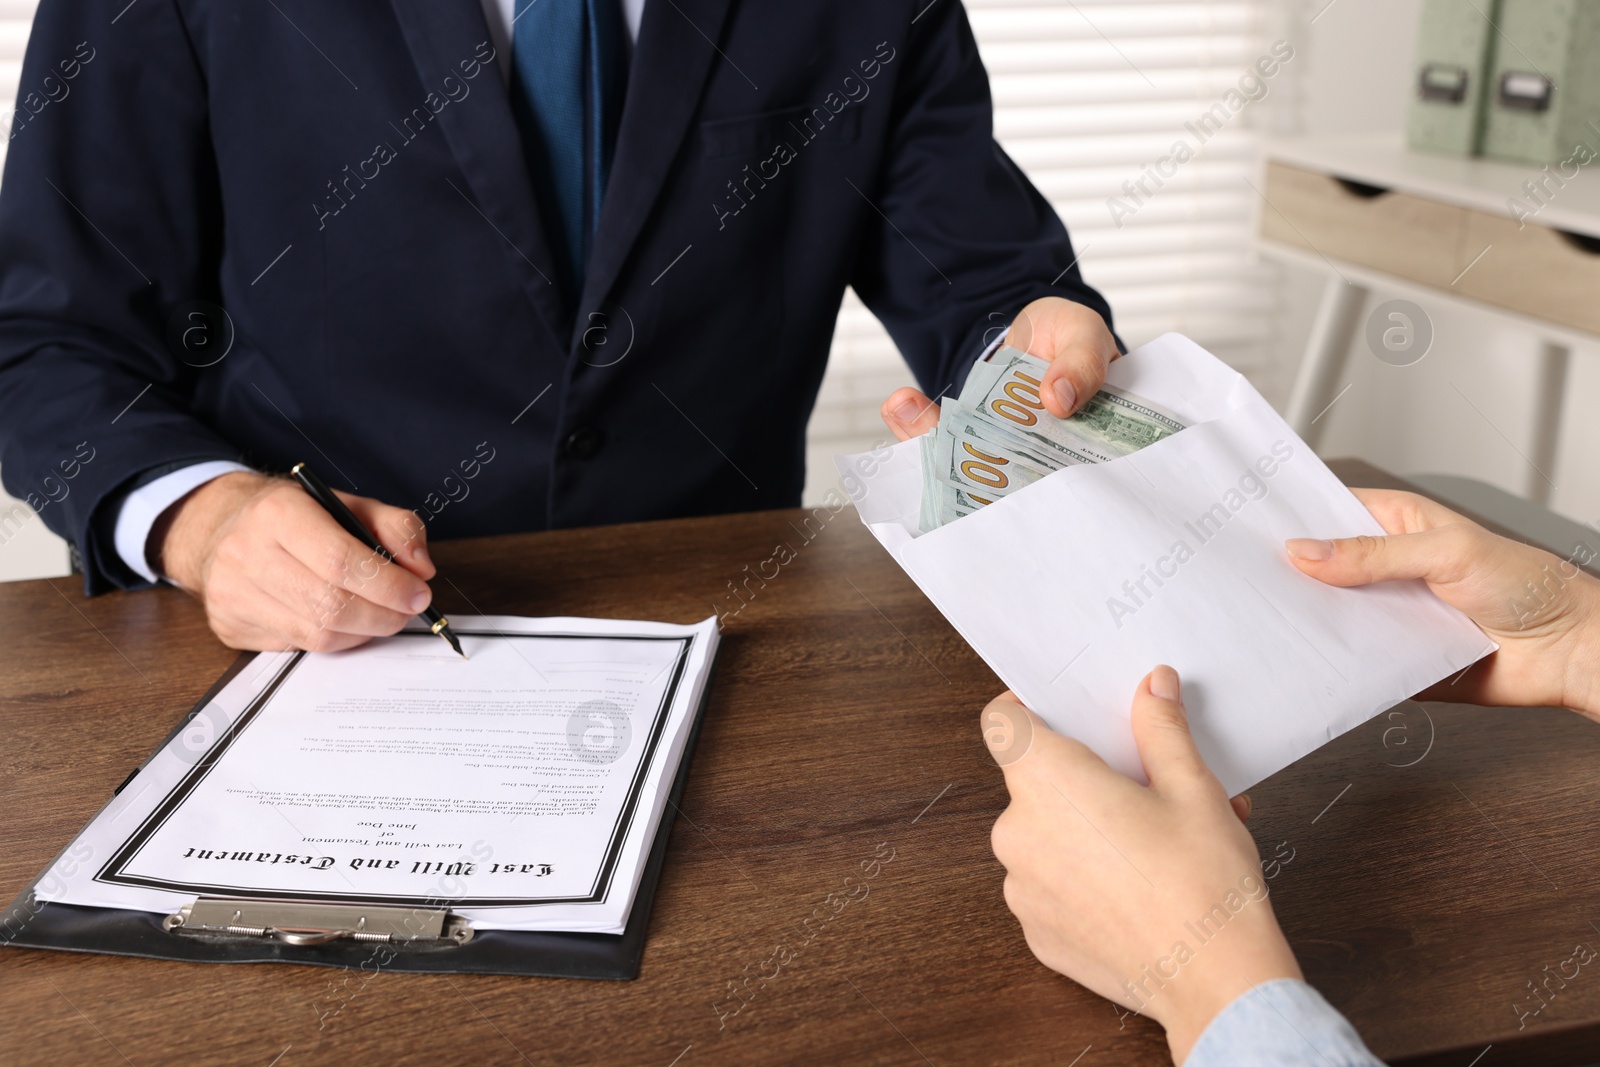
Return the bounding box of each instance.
[1282,0,1600,527]
[0,0,72,580]
[0,495,71,580]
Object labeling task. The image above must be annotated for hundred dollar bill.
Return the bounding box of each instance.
[926,479,988,529]
[930,402,1053,501]
[918,434,939,533]
[919,420,1011,532]
[960,347,1186,466]
[936,399,1064,474]
[917,347,1191,531]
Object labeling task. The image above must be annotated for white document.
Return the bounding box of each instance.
[836,333,1495,795]
[39,615,719,934]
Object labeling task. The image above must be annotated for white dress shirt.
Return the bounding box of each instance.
[114,0,648,584]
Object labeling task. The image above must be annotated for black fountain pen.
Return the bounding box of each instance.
[290,462,465,658]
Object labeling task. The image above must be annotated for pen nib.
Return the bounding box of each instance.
[439,626,466,659]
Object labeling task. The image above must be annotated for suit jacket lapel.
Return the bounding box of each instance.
[578,0,738,319]
[388,0,570,349]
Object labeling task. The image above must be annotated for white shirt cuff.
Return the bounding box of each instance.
[979,330,1009,363]
[113,461,252,584]
[953,327,1013,398]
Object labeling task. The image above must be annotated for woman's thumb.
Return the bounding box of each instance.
[1130,665,1212,793]
[1285,527,1469,589]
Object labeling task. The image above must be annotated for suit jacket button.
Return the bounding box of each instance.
[563,426,604,460]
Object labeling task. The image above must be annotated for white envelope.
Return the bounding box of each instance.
[836,333,1495,795]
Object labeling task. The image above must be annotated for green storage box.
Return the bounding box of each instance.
[1407,0,1499,156]
[1480,0,1600,165]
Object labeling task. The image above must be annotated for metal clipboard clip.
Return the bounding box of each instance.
[162,898,475,947]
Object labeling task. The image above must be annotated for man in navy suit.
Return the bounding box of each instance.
[0,0,1119,651]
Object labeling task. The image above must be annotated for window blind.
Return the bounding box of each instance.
[808,0,1290,502]
[0,0,37,175]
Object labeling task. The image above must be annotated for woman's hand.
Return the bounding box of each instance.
[986,666,1300,1063]
[1287,489,1600,720]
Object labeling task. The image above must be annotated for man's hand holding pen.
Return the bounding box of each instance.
[152,470,437,653]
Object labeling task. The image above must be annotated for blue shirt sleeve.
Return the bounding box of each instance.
[1183,979,1384,1067]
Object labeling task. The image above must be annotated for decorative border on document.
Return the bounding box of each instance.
[92,631,693,908]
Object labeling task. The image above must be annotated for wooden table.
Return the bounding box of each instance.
[3,460,1598,1066]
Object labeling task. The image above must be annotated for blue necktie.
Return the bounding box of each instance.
[511,0,628,300]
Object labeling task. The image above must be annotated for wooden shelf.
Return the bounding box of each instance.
[1263,132,1600,240]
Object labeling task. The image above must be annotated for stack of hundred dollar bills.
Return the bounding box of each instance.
[919,347,1190,531]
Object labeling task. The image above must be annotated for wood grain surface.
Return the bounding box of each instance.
[2,460,1598,1066]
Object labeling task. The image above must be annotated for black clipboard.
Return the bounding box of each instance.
[2,649,715,979]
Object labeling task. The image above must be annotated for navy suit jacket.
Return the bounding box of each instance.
[0,0,1114,593]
